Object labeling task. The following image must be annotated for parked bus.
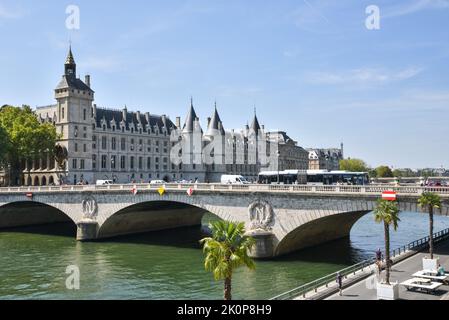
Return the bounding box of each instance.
[258,170,369,185]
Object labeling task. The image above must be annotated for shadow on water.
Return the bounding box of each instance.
[272,237,369,265]
[0,222,77,238]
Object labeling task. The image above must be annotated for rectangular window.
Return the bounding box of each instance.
[130,139,134,151]
[101,155,107,169]
[138,157,143,170]
[75,143,78,152]
[83,109,86,121]
[111,155,116,170]
[80,159,85,170]
[130,156,135,170]
[83,144,87,153]
[120,156,126,170]
[111,137,116,150]
[92,155,96,170]
[102,137,107,150]
[139,139,143,152]
[72,159,77,169]
[121,138,126,151]
[147,157,151,170]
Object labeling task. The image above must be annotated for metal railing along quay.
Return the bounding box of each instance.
[269,228,449,300]
[1,183,449,196]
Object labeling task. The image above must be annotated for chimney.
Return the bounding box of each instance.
[145,112,150,124]
[85,75,91,87]
[176,117,181,128]
[92,104,97,118]
[136,111,141,122]
[207,117,211,126]
[122,106,127,121]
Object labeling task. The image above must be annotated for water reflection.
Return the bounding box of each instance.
[0,211,447,300]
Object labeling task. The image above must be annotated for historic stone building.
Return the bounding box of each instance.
[4,48,310,186]
[307,145,344,171]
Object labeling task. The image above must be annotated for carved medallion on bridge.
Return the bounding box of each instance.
[248,200,274,231]
[82,195,98,220]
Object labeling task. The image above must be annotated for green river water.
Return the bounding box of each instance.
[0,211,448,300]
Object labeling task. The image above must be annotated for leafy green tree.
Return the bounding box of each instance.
[339,158,370,172]
[374,199,400,285]
[200,220,256,300]
[376,166,394,178]
[0,105,58,185]
[418,193,442,259]
[0,124,11,167]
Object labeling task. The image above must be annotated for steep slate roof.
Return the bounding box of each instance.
[250,114,261,132]
[205,104,225,136]
[95,107,176,133]
[182,100,201,133]
[56,75,93,92]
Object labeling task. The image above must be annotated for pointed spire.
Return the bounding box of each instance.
[250,111,261,132]
[65,45,75,65]
[183,98,199,133]
[206,102,225,136]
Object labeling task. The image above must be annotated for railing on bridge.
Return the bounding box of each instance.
[1,183,449,196]
[269,228,449,300]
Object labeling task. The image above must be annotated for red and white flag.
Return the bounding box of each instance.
[382,191,397,201]
[187,187,194,197]
[26,193,33,199]
[131,186,138,196]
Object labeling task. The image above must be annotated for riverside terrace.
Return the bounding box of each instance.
[0,184,448,258]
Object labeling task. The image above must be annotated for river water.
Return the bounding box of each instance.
[0,211,447,300]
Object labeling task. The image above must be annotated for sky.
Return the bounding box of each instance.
[0,0,448,169]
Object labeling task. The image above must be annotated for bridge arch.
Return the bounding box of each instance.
[0,200,77,231]
[274,210,370,257]
[96,194,229,239]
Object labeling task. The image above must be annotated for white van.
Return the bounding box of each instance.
[96,180,113,186]
[221,175,249,185]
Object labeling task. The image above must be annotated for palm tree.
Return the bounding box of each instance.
[374,199,400,285]
[418,192,442,259]
[200,220,256,300]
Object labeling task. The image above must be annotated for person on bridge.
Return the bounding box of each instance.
[336,272,343,296]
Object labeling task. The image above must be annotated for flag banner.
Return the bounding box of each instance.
[187,187,194,196]
[158,187,166,196]
[131,186,138,196]
[382,191,397,201]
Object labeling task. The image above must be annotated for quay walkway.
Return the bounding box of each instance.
[270,229,449,300]
[327,238,449,300]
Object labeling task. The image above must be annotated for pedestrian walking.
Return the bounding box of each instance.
[336,272,343,296]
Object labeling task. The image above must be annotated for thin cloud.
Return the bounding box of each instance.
[383,0,449,18]
[0,4,22,19]
[306,67,423,85]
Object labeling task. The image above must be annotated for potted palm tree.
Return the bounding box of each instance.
[200,220,256,300]
[374,199,401,300]
[418,192,442,271]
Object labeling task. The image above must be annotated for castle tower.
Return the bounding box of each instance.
[54,46,95,184]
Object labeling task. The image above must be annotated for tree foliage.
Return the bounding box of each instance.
[375,166,394,178]
[0,105,58,184]
[418,192,442,259]
[200,220,256,300]
[339,158,370,172]
[374,199,400,285]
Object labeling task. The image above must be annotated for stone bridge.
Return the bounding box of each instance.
[1,184,448,258]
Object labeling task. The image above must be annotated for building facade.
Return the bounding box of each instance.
[5,48,310,186]
[307,145,344,171]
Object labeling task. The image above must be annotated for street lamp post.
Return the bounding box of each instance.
[277,150,281,185]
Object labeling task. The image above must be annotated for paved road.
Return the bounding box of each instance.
[327,240,449,300]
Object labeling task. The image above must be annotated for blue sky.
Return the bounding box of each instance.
[0,0,448,169]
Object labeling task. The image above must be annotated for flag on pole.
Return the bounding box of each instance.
[187,187,194,196]
[158,186,166,196]
[131,186,138,196]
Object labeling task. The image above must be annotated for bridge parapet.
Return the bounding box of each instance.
[1,184,449,196]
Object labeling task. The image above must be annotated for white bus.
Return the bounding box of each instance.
[258,170,369,185]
